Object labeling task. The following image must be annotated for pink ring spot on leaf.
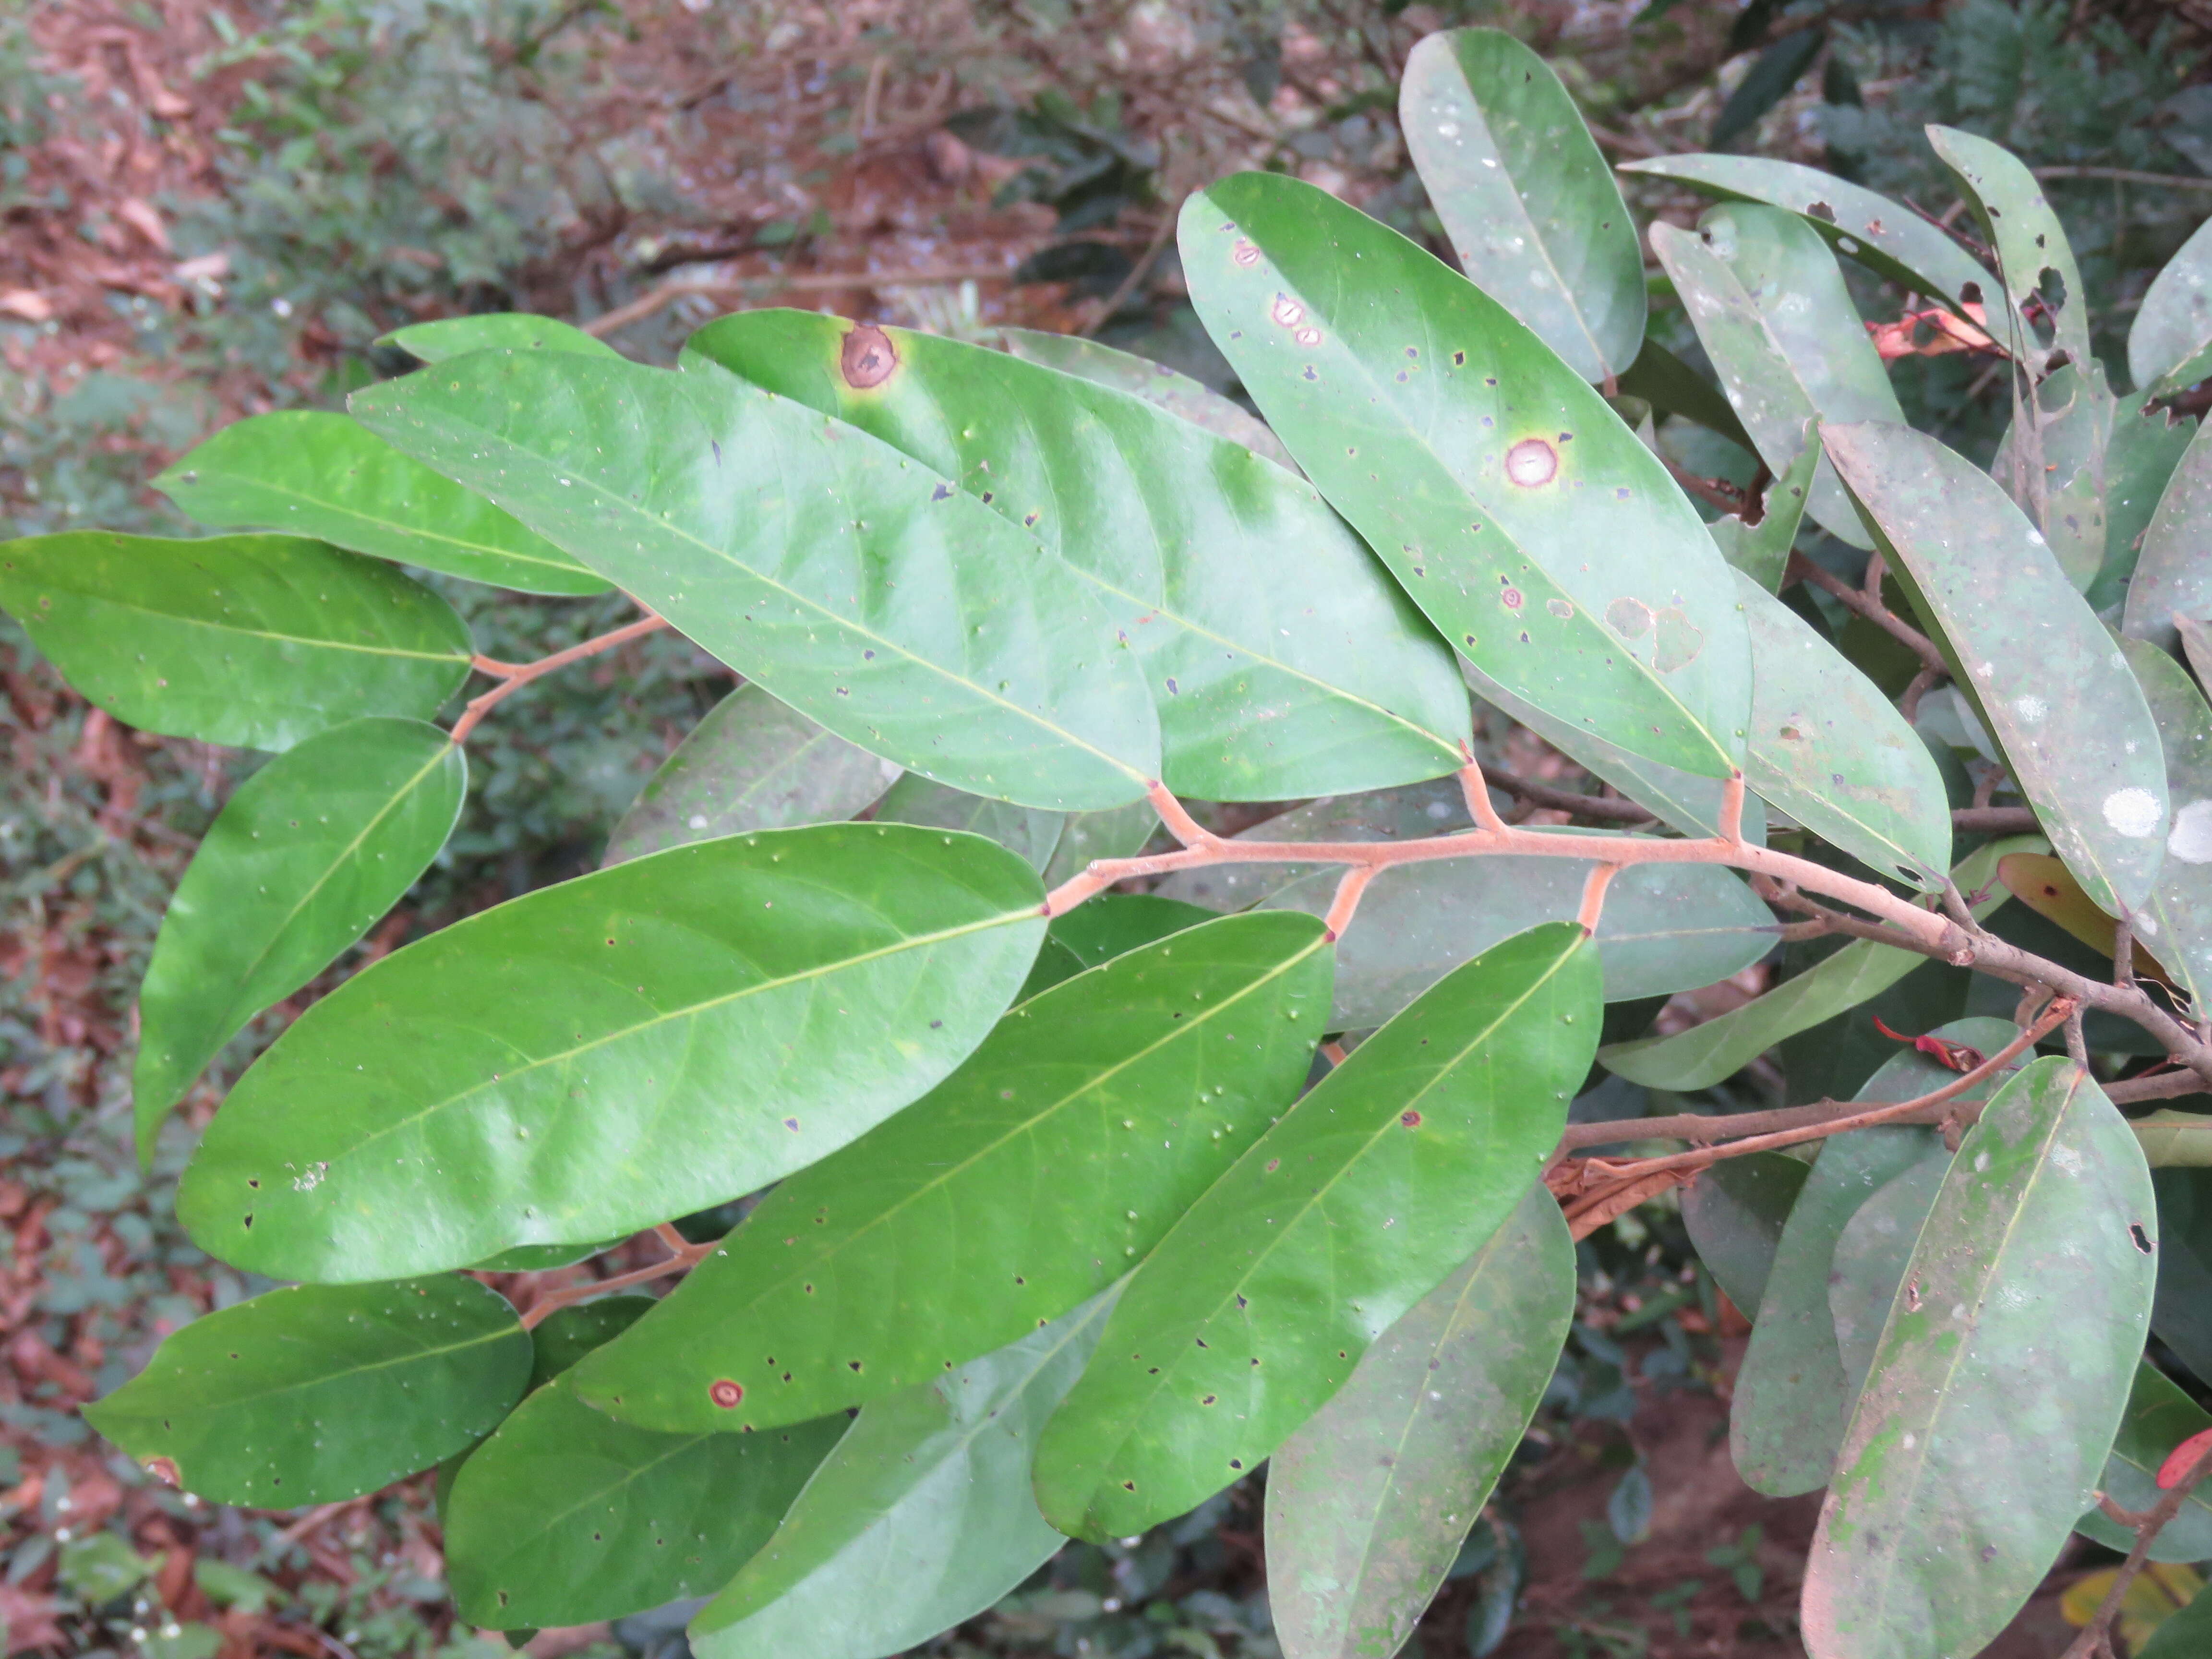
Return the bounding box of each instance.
[1505,438,1558,487]
[709,1379,745,1409]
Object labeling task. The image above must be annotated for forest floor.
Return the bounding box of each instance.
[0,1,2187,1655]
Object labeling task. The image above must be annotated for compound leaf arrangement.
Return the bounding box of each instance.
[40,26,2212,1659]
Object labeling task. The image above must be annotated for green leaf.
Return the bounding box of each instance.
[1802,1058,2156,1659]
[2137,1576,2212,1659]
[133,718,466,1159]
[351,350,1160,811]
[1927,124,2091,373]
[1154,780,1476,912]
[378,313,621,363]
[604,683,902,865]
[998,327,1295,469]
[1618,156,1994,312]
[1826,420,2169,916]
[1709,28,1824,149]
[1399,27,1646,384]
[471,1239,621,1274]
[1263,1183,1575,1659]
[1032,922,1599,1540]
[444,1381,844,1627]
[2088,398,2198,610]
[2119,636,2212,1006]
[1988,361,2123,592]
[1599,840,2030,1091]
[1615,337,1756,452]
[0,532,471,751]
[177,824,1049,1282]
[154,412,609,596]
[875,772,1064,873]
[687,1291,1117,1659]
[2124,419,2212,655]
[570,912,1331,1433]
[2130,216,2212,397]
[1463,660,1743,840]
[683,311,1469,802]
[526,1295,653,1392]
[1179,172,1754,781]
[84,1275,529,1505]
[1016,892,1214,1001]
[1650,204,1902,548]
[2153,1168,2212,1384]
[1681,1153,1809,1319]
[1040,799,1159,890]
[1708,435,1819,592]
[1263,835,1774,1026]
[1735,570,1951,886]
[1827,1154,1948,1391]
[2075,1361,2212,1563]
[1729,1018,2026,1496]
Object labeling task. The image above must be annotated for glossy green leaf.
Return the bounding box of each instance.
[688,1291,1116,1659]
[1827,1155,1948,1392]
[2075,1362,2212,1563]
[603,683,902,865]
[378,313,621,363]
[352,349,1160,811]
[1826,420,2169,916]
[684,311,1468,802]
[472,1239,621,1274]
[1927,124,2091,373]
[84,1275,529,1505]
[1738,571,1950,886]
[2153,1167,2212,1384]
[998,327,1295,469]
[0,532,471,751]
[525,1296,652,1392]
[1263,835,1774,1025]
[571,912,1331,1433]
[1729,1016,2024,1497]
[155,412,608,596]
[1708,434,1819,592]
[2118,636,2212,1006]
[1614,337,1755,452]
[444,1379,844,1628]
[1681,1153,1810,1319]
[1801,1058,2156,1659]
[874,772,1064,873]
[1619,156,1994,312]
[1040,799,1159,889]
[1180,172,1753,781]
[178,824,1049,1282]
[1599,839,2030,1091]
[1032,922,1599,1540]
[133,718,466,1159]
[2124,418,2212,655]
[1651,205,1902,548]
[2131,216,2212,396]
[1463,659,1741,840]
[1399,27,1645,384]
[1264,1183,1575,1659]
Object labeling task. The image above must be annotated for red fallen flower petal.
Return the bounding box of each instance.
[2157,1425,2212,1488]
[1871,1017,1986,1073]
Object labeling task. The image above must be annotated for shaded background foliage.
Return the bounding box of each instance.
[5,0,2212,1654]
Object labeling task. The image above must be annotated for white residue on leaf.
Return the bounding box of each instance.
[2171,800,2212,864]
[2104,787,2164,838]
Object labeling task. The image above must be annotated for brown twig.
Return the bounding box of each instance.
[2036,165,2212,191]
[449,612,671,744]
[2063,1436,2212,1659]
[582,266,1039,338]
[1479,764,1658,824]
[1949,805,2041,833]
[1080,200,1181,338]
[519,1230,716,1331]
[1788,551,1949,674]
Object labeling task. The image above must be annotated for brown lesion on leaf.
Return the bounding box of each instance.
[840,324,898,389]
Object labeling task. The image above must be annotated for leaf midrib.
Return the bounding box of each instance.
[39,588,469,664]
[149,1306,517,1419]
[191,471,592,575]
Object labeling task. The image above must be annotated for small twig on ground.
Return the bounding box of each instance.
[1080,200,1182,337]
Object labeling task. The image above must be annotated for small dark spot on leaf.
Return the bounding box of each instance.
[2133,1223,2154,1254]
